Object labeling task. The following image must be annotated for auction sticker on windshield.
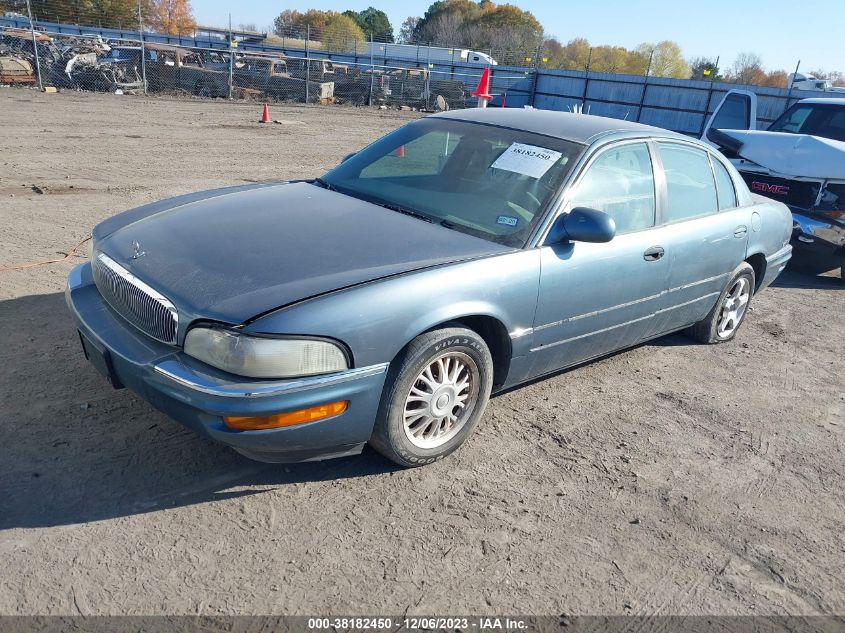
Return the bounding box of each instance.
[491,143,563,179]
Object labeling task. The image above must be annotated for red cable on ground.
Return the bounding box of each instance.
[0,236,91,273]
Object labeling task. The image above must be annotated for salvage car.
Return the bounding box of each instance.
[66,110,793,467]
[703,91,845,281]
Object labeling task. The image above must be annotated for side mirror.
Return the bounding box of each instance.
[341,152,356,164]
[546,207,616,245]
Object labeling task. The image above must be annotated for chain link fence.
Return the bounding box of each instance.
[0,20,521,110]
[1,16,834,136]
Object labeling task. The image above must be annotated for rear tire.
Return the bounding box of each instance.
[687,262,755,344]
[369,326,494,467]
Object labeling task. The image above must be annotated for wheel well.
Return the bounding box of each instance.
[746,253,767,291]
[427,315,512,389]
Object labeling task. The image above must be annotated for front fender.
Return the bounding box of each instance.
[243,250,542,369]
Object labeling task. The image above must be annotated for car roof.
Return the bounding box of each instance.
[797,97,845,105]
[431,108,686,145]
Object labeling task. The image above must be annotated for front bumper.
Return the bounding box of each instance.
[65,262,389,463]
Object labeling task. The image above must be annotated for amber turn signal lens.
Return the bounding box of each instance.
[224,401,348,430]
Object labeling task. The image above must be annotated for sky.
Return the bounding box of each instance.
[191,0,844,73]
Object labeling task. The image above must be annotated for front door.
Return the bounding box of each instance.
[528,141,671,378]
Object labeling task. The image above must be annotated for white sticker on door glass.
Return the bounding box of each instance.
[491,143,563,179]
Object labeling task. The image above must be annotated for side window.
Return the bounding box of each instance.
[658,143,718,222]
[710,156,738,210]
[568,143,655,234]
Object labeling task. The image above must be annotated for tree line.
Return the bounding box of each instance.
[2,0,196,35]
[269,1,842,86]
[3,0,840,86]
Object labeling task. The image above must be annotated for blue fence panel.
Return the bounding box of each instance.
[639,108,705,135]
[643,83,710,111]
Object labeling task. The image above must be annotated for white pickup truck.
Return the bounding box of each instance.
[702,91,845,281]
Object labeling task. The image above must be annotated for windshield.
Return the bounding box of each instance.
[320,118,584,247]
[768,103,845,142]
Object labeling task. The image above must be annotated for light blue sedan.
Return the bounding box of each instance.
[66,109,793,467]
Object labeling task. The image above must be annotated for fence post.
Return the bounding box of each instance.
[581,48,593,109]
[528,44,541,107]
[25,0,43,91]
[698,55,719,137]
[425,43,432,109]
[137,1,147,94]
[227,14,234,99]
[783,59,801,114]
[368,34,374,106]
[635,50,653,122]
[305,25,310,104]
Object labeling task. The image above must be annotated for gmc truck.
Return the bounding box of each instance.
[703,91,845,281]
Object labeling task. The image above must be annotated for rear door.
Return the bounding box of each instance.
[649,141,751,334]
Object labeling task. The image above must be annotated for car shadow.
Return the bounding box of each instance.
[771,264,844,290]
[0,292,399,530]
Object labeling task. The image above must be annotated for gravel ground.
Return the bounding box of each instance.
[0,90,843,617]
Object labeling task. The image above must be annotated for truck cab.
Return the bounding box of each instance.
[703,91,845,280]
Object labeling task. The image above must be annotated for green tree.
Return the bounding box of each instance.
[635,41,689,78]
[561,37,590,70]
[589,45,632,74]
[689,56,720,80]
[322,13,365,52]
[397,16,420,43]
[343,7,393,42]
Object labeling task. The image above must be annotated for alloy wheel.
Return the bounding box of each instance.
[402,351,480,449]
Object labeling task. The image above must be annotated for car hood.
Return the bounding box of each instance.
[715,130,845,180]
[97,182,512,324]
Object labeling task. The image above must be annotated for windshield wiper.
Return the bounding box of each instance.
[375,202,434,223]
[312,177,336,191]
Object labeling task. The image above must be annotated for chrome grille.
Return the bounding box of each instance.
[92,252,178,344]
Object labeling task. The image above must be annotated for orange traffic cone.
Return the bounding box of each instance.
[395,144,405,157]
[471,67,493,108]
[259,103,271,123]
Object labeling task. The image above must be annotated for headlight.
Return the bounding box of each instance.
[184,327,349,379]
[86,238,95,260]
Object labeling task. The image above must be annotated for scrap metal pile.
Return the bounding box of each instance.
[0,27,467,109]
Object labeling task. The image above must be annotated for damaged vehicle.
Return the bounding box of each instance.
[0,55,34,84]
[67,110,792,467]
[703,91,845,280]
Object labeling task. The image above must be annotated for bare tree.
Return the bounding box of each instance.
[730,52,765,84]
[417,12,465,47]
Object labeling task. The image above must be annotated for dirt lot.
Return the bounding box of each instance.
[0,90,843,617]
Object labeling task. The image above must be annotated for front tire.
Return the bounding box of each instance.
[369,326,494,467]
[687,262,755,344]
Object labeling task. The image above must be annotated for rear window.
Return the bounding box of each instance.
[658,143,718,222]
[711,157,738,210]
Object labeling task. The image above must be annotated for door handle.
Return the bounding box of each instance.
[734,225,748,238]
[643,246,665,261]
